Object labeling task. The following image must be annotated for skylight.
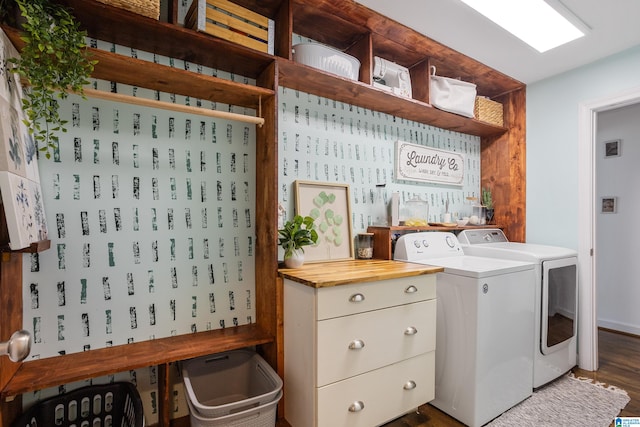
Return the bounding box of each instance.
[459,0,587,53]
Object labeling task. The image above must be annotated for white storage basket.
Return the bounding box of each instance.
[182,349,282,418]
[187,390,281,427]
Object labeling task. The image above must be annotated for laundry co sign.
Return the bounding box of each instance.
[395,141,464,186]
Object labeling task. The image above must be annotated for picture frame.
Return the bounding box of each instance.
[601,196,617,214]
[603,139,621,158]
[294,180,353,262]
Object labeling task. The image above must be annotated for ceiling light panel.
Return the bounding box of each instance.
[459,0,586,52]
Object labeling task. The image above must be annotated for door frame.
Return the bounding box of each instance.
[577,85,640,371]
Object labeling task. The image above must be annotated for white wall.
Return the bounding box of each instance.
[527,45,640,249]
[595,103,640,335]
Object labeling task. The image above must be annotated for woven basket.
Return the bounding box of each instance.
[474,96,504,127]
[95,0,160,20]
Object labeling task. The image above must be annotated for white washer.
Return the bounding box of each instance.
[394,232,536,427]
[457,229,578,389]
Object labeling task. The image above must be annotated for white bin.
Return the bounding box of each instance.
[187,390,282,427]
[182,349,283,419]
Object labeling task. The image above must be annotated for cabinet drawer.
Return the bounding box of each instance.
[317,299,436,386]
[316,275,436,320]
[317,352,435,427]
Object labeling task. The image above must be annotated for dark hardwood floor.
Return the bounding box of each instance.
[276,328,640,427]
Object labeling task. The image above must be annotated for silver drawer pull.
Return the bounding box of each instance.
[348,401,365,412]
[349,293,365,303]
[404,326,418,335]
[404,285,418,294]
[403,380,417,390]
[348,339,365,350]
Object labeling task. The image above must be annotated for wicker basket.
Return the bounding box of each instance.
[95,0,160,20]
[474,96,504,127]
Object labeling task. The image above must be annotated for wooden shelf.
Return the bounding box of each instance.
[89,49,274,110]
[58,0,276,80]
[367,225,502,260]
[1,324,273,400]
[0,240,50,255]
[54,0,511,137]
[290,0,523,99]
[2,27,274,111]
[368,224,501,232]
[277,59,507,137]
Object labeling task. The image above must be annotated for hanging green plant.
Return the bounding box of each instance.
[8,0,96,158]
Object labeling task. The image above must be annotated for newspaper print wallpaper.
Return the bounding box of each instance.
[278,35,482,236]
[277,87,482,234]
[20,39,256,422]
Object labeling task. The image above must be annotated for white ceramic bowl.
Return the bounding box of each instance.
[292,42,361,81]
[456,218,468,226]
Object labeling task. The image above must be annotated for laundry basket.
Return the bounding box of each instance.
[183,349,282,427]
[182,349,282,418]
[186,390,282,427]
[11,382,144,427]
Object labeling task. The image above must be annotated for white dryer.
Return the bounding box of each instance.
[394,232,536,427]
[457,229,578,388]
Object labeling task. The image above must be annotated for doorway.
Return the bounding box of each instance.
[577,85,640,371]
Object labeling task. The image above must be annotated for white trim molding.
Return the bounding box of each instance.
[577,85,640,371]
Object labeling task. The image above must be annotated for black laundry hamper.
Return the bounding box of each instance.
[11,382,144,427]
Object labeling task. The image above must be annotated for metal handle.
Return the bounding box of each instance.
[0,330,31,363]
[404,326,418,335]
[403,380,417,390]
[404,285,418,294]
[348,401,365,412]
[348,339,365,350]
[349,293,365,303]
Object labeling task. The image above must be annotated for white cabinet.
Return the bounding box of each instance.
[283,275,437,427]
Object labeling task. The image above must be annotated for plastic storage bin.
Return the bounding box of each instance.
[182,349,283,418]
[187,390,282,427]
[11,382,144,427]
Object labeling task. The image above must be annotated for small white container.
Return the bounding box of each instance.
[292,42,361,81]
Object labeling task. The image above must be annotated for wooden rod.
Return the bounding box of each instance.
[81,88,265,127]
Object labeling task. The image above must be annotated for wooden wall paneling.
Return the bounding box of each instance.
[255,60,279,370]
[481,87,526,242]
[0,253,24,427]
[0,398,20,427]
[167,0,178,24]
[158,363,170,427]
[346,32,373,85]
[409,58,431,104]
[291,2,369,51]
[274,0,293,59]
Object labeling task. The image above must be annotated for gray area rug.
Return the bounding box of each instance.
[487,374,630,427]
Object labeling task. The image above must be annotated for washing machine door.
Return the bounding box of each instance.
[541,257,578,355]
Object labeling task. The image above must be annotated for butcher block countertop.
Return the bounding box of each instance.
[278,259,443,288]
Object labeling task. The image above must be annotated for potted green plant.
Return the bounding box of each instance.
[8,0,96,158]
[482,187,494,224]
[278,215,318,268]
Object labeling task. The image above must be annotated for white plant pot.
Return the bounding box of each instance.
[284,250,304,268]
